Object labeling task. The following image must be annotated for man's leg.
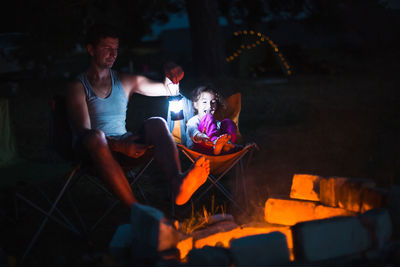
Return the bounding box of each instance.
[82,129,137,207]
[142,117,210,205]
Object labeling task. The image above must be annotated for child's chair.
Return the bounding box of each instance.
[167,93,258,213]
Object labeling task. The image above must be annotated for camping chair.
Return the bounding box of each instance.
[167,93,258,213]
[15,95,154,263]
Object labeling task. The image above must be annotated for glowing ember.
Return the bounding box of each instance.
[177,237,193,260]
[177,226,294,260]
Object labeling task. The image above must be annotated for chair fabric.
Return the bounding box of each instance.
[177,143,257,213]
[178,143,254,176]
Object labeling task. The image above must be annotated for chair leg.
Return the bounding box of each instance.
[19,165,80,264]
[239,160,249,212]
[89,158,154,233]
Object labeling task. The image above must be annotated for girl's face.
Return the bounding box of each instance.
[194,92,217,119]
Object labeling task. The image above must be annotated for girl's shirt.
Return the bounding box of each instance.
[186,114,221,149]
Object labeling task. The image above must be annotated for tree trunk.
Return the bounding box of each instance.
[185,0,227,77]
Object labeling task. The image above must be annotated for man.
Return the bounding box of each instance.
[66,24,210,208]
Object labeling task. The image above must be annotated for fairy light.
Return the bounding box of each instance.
[226,29,293,76]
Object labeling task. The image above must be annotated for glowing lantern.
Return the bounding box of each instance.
[169,94,184,121]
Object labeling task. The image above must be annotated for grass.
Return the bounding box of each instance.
[180,195,227,235]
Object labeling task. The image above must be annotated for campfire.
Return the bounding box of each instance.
[175,174,394,264]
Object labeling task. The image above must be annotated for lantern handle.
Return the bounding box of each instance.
[165,78,180,96]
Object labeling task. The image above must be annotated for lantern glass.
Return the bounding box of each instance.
[169,94,184,121]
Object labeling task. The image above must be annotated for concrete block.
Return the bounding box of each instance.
[187,246,230,267]
[264,198,352,226]
[319,177,347,207]
[230,232,290,267]
[359,208,392,250]
[361,187,388,212]
[193,225,293,251]
[314,205,354,219]
[290,174,322,201]
[109,224,132,266]
[337,179,376,212]
[292,216,372,262]
[130,203,179,260]
[265,198,317,226]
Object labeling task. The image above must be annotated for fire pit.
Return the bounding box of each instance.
[175,173,396,265]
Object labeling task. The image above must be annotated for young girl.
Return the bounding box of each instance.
[186,85,238,155]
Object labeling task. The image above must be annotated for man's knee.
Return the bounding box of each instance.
[82,129,107,150]
[144,117,168,132]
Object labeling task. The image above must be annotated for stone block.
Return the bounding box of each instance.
[361,187,389,212]
[130,203,179,260]
[290,174,322,201]
[265,198,317,226]
[264,198,352,226]
[230,232,290,267]
[314,205,354,219]
[187,246,230,267]
[320,177,348,207]
[359,208,392,250]
[109,224,132,266]
[193,225,293,251]
[292,216,372,262]
[337,179,376,212]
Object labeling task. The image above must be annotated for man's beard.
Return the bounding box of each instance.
[102,61,115,69]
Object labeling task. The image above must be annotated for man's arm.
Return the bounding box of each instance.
[66,79,91,138]
[120,74,178,98]
[120,62,183,98]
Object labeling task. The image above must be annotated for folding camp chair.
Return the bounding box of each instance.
[167,92,258,213]
[178,143,257,213]
[15,95,154,263]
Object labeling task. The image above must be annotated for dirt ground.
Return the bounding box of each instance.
[1,47,399,266]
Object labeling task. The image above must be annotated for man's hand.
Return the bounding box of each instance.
[108,135,151,158]
[129,143,149,158]
[164,62,184,84]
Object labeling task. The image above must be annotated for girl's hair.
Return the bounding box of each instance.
[191,85,226,111]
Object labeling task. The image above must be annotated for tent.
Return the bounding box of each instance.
[225,30,292,78]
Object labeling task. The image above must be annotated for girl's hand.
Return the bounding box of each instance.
[194,133,212,145]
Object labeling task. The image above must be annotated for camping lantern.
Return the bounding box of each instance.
[169,94,184,121]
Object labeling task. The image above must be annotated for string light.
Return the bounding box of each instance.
[225,29,292,76]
